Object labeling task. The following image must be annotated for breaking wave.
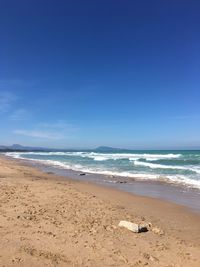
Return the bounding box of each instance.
[133,161,200,174]
[4,151,200,189]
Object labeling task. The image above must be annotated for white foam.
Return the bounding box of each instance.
[6,151,182,161]
[6,152,21,158]
[4,152,161,179]
[5,152,200,189]
[133,160,200,174]
[84,152,182,161]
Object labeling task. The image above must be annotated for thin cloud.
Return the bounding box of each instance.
[10,108,31,121]
[14,129,64,140]
[0,92,16,113]
[38,121,78,131]
[14,120,78,140]
[171,115,200,120]
[0,79,34,88]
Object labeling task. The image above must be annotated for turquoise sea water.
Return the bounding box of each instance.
[6,150,200,189]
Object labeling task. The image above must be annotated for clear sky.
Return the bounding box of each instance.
[0,0,200,149]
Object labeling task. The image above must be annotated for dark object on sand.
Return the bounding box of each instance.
[79,173,86,176]
[118,221,149,233]
[139,225,149,233]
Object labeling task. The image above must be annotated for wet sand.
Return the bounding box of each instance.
[37,162,200,213]
[0,156,200,266]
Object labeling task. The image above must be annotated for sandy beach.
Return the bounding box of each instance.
[0,155,200,267]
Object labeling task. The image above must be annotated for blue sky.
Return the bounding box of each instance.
[0,0,200,149]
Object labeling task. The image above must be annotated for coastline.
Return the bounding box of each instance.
[4,153,200,213]
[0,155,200,266]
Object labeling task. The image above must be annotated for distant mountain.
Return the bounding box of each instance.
[12,144,50,150]
[0,144,51,151]
[0,144,132,153]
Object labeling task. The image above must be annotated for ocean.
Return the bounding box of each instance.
[6,150,200,190]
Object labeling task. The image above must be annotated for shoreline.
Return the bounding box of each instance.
[0,155,200,266]
[4,153,200,213]
[5,151,200,190]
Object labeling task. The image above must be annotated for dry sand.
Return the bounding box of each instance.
[0,156,200,266]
